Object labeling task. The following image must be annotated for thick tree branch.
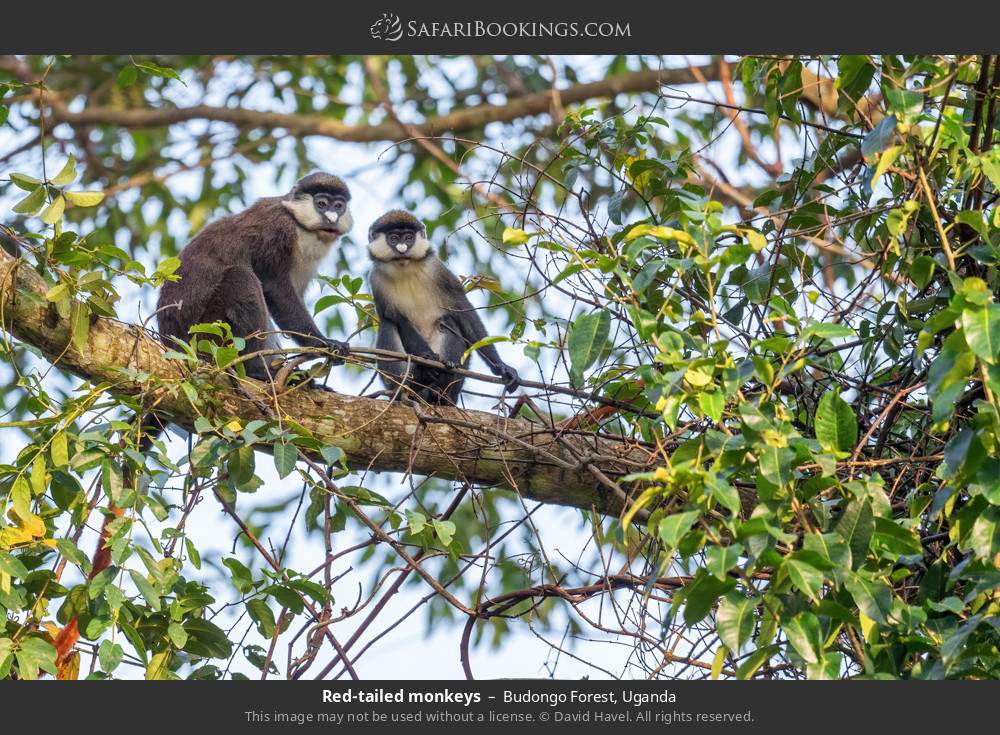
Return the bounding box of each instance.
[2,59,717,143]
[0,246,652,516]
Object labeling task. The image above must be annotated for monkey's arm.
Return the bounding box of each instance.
[382,312,438,359]
[262,272,348,358]
[438,270,520,391]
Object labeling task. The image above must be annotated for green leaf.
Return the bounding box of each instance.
[815,390,858,453]
[11,475,32,521]
[98,640,124,672]
[129,570,161,611]
[0,551,28,578]
[461,335,507,363]
[705,543,743,581]
[223,557,254,594]
[51,431,70,467]
[117,65,138,89]
[970,507,1000,559]
[736,645,779,680]
[432,519,456,546]
[910,255,936,289]
[758,445,795,486]
[406,511,427,535]
[185,538,202,570]
[707,474,741,515]
[716,593,756,653]
[802,533,852,574]
[14,637,57,680]
[783,556,824,602]
[680,572,734,626]
[804,322,856,341]
[928,331,976,423]
[12,185,46,215]
[658,509,701,548]
[567,310,610,386]
[834,499,874,567]
[30,451,47,495]
[806,652,842,680]
[940,615,982,670]
[167,622,189,649]
[273,441,297,479]
[784,611,823,665]
[872,517,922,557]
[962,303,1000,363]
[228,444,256,487]
[884,87,923,117]
[246,599,276,638]
[134,61,183,83]
[844,572,892,625]
[698,391,724,422]
[70,302,90,354]
[9,172,41,190]
[50,155,77,186]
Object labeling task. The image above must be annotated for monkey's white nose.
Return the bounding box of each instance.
[395,243,407,253]
[325,211,339,224]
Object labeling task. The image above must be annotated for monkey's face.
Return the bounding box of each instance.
[283,191,353,240]
[368,227,432,262]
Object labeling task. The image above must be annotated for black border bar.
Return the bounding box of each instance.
[2,1,1000,54]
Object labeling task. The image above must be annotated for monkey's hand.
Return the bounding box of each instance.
[323,338,350,365]
[496,364,520,393]
[414,348,440,363]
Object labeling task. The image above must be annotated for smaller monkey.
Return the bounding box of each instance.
[367,210,520,405]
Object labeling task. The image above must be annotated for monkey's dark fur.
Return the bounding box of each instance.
[158,172,352,382]
[367,210,519,405]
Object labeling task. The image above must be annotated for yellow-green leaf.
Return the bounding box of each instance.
[51,432,69,468]
[962,303,1000,364]
[50,155,77,186]
[40,195,65,225]
[64,190,104,207]
[12,186,46,215]
[873,144,903,182]
[70,302,90,355]
[501,227,531,246]
[30,453,46,496]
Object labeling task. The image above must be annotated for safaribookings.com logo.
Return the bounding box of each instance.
[369,14,631,41]
[370,13,404,41]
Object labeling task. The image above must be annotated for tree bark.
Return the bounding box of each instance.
[0,247,652,516]
[0,57,717,143]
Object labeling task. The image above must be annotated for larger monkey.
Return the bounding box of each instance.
[158,172,353,379]
[54,174,353,672]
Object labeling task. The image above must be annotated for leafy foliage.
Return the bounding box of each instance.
[2,54,1000,680]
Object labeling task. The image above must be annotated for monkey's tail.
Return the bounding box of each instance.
[52,412,164,677]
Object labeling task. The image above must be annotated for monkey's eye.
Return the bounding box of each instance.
[387,233,400,245]
[404,233,416,245]
[331,199,346,213]
[314,195,332,210]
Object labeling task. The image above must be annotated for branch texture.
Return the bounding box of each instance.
[0,246,651,516]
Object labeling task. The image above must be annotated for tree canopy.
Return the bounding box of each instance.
[2,54,1000,680]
